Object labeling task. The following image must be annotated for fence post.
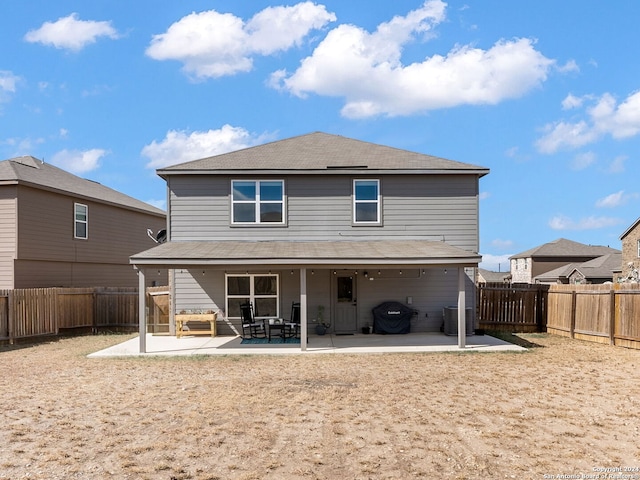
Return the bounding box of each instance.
[8,290,14,344]
[609,288,616,345]
[570,290,577,339]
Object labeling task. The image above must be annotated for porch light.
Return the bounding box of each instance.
[333,270,336,275]
[364,271,368,277]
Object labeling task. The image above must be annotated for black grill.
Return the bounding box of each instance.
[372,301,412,334]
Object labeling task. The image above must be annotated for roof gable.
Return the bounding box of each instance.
[620,217,640,240]
[157,132,489,175]
[0,156,165,216]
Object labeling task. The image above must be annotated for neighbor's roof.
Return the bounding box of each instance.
[510,238,619,260]
[534,253,621,282]
[157,132,489,176]
[0,156,165,216]
[130,239,481,267]
[477,268,510,283]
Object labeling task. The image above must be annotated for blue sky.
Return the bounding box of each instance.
[2,1,639,271]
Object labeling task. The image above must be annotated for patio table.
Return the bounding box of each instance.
[267,319,286,342]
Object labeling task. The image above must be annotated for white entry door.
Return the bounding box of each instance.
[334,274,357,333]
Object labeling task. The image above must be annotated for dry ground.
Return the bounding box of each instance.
[1,333,639,480]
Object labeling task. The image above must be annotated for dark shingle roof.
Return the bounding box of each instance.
[510,238,619,260]
[477,268,510,283]
[534,253,621,282]
[0,156,165,216]
[157,132,489,175]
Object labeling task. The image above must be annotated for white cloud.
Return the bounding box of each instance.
[607,154,628,173]
[556,59,579,74]
[50,148,106,174]
[142,124,268,169]
[548,214,622,231]
[1,135,45,155]
[479,191,490,200]
[145,2,335,79]
[561,93,584,110]
[491,239,514,250]
[570,151,596,171]
[272,0,554,118]
[479,253,512,272]
[596,191,624,208]
[24,13,119,52]
[0,71,20,104]
[537,90,640,153]
[596,190,639,208]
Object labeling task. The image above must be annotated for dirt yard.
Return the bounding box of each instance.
[1,333,639,480]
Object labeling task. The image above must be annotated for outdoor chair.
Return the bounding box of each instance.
[240,302,266,339]
[283,302,301,339]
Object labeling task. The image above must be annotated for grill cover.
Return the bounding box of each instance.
[372,301,412,334]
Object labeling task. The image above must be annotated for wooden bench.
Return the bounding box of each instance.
[175,313,217,338]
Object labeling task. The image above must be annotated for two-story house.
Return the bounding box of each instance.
[130,132,489,351]
[509,238,620,284]
[0,156,166,289]
[619,217,640,282]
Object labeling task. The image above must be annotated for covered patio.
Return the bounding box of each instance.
[131,239,483,354]
[88,331,524,357]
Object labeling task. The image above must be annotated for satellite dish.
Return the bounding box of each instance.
[147,228,167,244]
[156,229,167,244]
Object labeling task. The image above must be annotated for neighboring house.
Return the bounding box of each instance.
[509,238,620,284]
[0,156,166,289]
[533,253,621,284]
[619,217,640,283]
[477,268,509,284]
[130,132,489,351]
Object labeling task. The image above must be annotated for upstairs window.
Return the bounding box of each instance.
[353,179,380,224]
[637,239,640,257]
[74,203,88,239]
[232,180,284,224]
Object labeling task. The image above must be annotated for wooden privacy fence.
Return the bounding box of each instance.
[547,283,640,349]
[0,286,168,343]
[477,283,548,332]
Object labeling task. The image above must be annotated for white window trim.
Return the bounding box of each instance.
[231,179,285,225]
[637,239,640,257]
[225,273,280,319]
[74,203,88,240]
[353,179,381,225]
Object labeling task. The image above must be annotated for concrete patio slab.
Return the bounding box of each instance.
[88,332,525,357]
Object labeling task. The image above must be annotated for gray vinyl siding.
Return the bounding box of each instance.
[173,266,475,334]
[0,186,17,289]
[12,185,166,288]
[168,174,480,251]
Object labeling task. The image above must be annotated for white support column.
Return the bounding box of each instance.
[300,267,307,352]
[457,267,466,349]
[138,267,147,354]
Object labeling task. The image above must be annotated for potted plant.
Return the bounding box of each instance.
[314,305,330,335]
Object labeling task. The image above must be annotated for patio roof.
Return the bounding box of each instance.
[130,239,481,268]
